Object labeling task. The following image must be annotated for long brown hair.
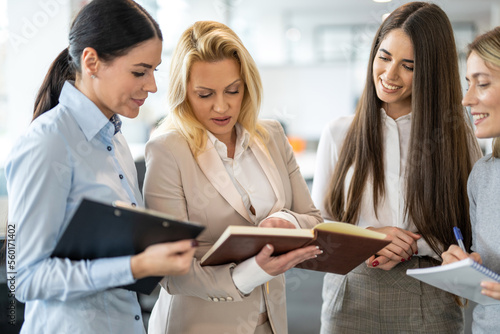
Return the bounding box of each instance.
[325,2,480,254]
[466,27,500,158]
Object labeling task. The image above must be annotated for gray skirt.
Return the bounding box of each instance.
[320,257,464,334]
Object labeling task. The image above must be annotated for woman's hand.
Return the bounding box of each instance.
[480,282,500,300]
[441,244,482,265]
[130,239,197,279]
[441,246,499,300]
[365,255,401,271]
[255,244,322,276]
[259,217,297,229]
[365,226,420,270]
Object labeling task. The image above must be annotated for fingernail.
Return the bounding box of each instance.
[372,260,379,267]
[407,256,412,261]
[415,250,418,255]
[191,240,199,247]
[401,259,405,262]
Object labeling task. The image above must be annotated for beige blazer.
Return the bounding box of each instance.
[143,120,322,334]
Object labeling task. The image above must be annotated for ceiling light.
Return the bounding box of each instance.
[373,0,392,3]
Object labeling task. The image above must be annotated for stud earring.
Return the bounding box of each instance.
[91,74,96,79]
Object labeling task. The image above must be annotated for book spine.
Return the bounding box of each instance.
[472,261,500,282]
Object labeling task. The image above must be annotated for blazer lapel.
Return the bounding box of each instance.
[250,139,286,214]
[196,140,252,223]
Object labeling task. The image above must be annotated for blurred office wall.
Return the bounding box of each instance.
[1,0,499,161]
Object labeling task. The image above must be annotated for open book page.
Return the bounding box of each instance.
[296,222,390,274]
[407,258,500,305]
[314,221,387,239]
[201,222,390,275]
[200,226,315,266]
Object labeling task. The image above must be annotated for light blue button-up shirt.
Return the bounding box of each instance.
[5,82,146,333]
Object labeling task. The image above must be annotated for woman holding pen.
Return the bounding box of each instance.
[442,27,500,333]
[5,1,196,333]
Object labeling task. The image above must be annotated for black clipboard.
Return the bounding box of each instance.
[51,198,205,294]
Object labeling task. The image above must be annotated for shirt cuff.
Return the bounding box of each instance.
[232,256,275,295]
[89,255,136,290]
[416,238,440,260]
[261,211,300,228]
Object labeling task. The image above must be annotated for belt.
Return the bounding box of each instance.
[256,312,268,326]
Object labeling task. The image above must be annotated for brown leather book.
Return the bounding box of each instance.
[200,222,390,275]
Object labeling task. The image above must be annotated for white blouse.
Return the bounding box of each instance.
[311,109,438,259]
[206,124,299,301]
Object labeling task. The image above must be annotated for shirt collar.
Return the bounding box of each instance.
[207,123,251,159]
[380,107,412,122]
[58,81,113,141]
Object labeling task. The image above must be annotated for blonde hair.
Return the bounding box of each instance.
[156,21,268,156]
[467,26,500,157]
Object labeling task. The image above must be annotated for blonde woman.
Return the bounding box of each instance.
[442,27,500,334]
[143,21,322,334]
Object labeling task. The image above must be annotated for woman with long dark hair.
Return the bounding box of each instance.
[5,1,196,332]
[312,2,482,332]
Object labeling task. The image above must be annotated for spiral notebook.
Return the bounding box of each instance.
[407,258,500,305]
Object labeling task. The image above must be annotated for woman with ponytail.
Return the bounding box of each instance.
[5,1,196,333]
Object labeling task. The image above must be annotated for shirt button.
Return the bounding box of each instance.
[119,174,124,179]
[107,146,112,151]
[135,315,140,321]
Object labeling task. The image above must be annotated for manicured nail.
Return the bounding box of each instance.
[191,240,199,247]
[407,256,412,261]
[415,250,418,255]
[401,258,405,262]
[372,260,379,267]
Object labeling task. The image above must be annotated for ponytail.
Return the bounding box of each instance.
[33,48,75,121]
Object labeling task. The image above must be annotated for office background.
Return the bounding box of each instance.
[1,0,499,333]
